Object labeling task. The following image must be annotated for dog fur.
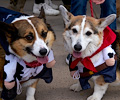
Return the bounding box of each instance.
[60,5,120,100]
[0,8,55,100]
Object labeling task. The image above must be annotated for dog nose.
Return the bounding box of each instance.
[74,43,82,51]
[39,48,47,56]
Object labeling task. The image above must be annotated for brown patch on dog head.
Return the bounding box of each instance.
[31,18,55,48]
[8,19,35,57]
[66,16,83,30]
[96,76,106,86]
[0,21,18,43]
[30,17,48,38]
[45,31,55,48]
[29,17,55,49]
[86,17,104,46]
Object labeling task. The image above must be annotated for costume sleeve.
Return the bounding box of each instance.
[4,54,17,82]
[102,45,116,61]
[48,50,55,63]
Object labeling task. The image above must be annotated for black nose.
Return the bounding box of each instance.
[74,43,82,51]
[39,48,47,56]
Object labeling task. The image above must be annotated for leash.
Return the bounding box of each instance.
[89,0,94,17]
[89,0,98,18]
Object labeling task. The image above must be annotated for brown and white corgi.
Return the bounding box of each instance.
[60,5,120,100]
[0,7,56,100]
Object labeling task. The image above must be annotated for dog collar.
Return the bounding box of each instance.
[70,27,116,72]
[24,61,42,68]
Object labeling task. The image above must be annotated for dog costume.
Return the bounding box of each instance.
[69,27,117,90]
[0,7,54,99]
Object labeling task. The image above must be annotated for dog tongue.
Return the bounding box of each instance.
[73,51,81,58]
[37,56,48,64]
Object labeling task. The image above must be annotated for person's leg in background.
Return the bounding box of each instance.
[33,0,44,14]
[33,0,60,15]
[62,0,71,11]
[70,0,88,16]
[45,0,58,10]
[8,0,26,12]
[100,0,117,29]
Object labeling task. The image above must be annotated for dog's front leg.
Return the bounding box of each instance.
[70,81,82,92]
[87,76,109,100]
[26,79,39,100]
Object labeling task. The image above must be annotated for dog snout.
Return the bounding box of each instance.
[74,43,82,51]
[39,48,47,56]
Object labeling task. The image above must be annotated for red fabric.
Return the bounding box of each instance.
[89,0,94,17]
[24,61,42,68]
[70,27,116,72]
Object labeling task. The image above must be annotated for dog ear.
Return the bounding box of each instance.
[98,14,116,31]
[59,5,73,27]
[0,21,18,39]
[38,6,46,23]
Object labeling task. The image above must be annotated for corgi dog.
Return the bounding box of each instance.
[59,5,120,100]
[0,7,56,100]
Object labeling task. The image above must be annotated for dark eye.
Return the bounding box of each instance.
[86,31,92,36]
[72,28,77,33]
[41,31,47,38]
[25,33,34,40]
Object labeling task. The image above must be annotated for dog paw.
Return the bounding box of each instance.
[26,96,35,100]
[70,82,82,92]
[87,95,101,100]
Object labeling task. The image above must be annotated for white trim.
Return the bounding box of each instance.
[12,15,35,23]
[81,15,86,35]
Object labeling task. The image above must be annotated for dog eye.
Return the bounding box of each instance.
[41,31,47,38]
[86,31,92,36]
[25,34,34,40]
[72,28,78,33]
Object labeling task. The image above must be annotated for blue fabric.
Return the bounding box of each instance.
[0,7,27,54]
[79,61,117,90]
[0,7,27,23]
[70,0,88,16]
[70,0,116,30]
[34,64,53,83]
[100,0,116,29]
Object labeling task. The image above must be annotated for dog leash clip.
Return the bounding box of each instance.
[73,70,80,80]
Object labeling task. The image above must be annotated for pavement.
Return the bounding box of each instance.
[0,0,120,100]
